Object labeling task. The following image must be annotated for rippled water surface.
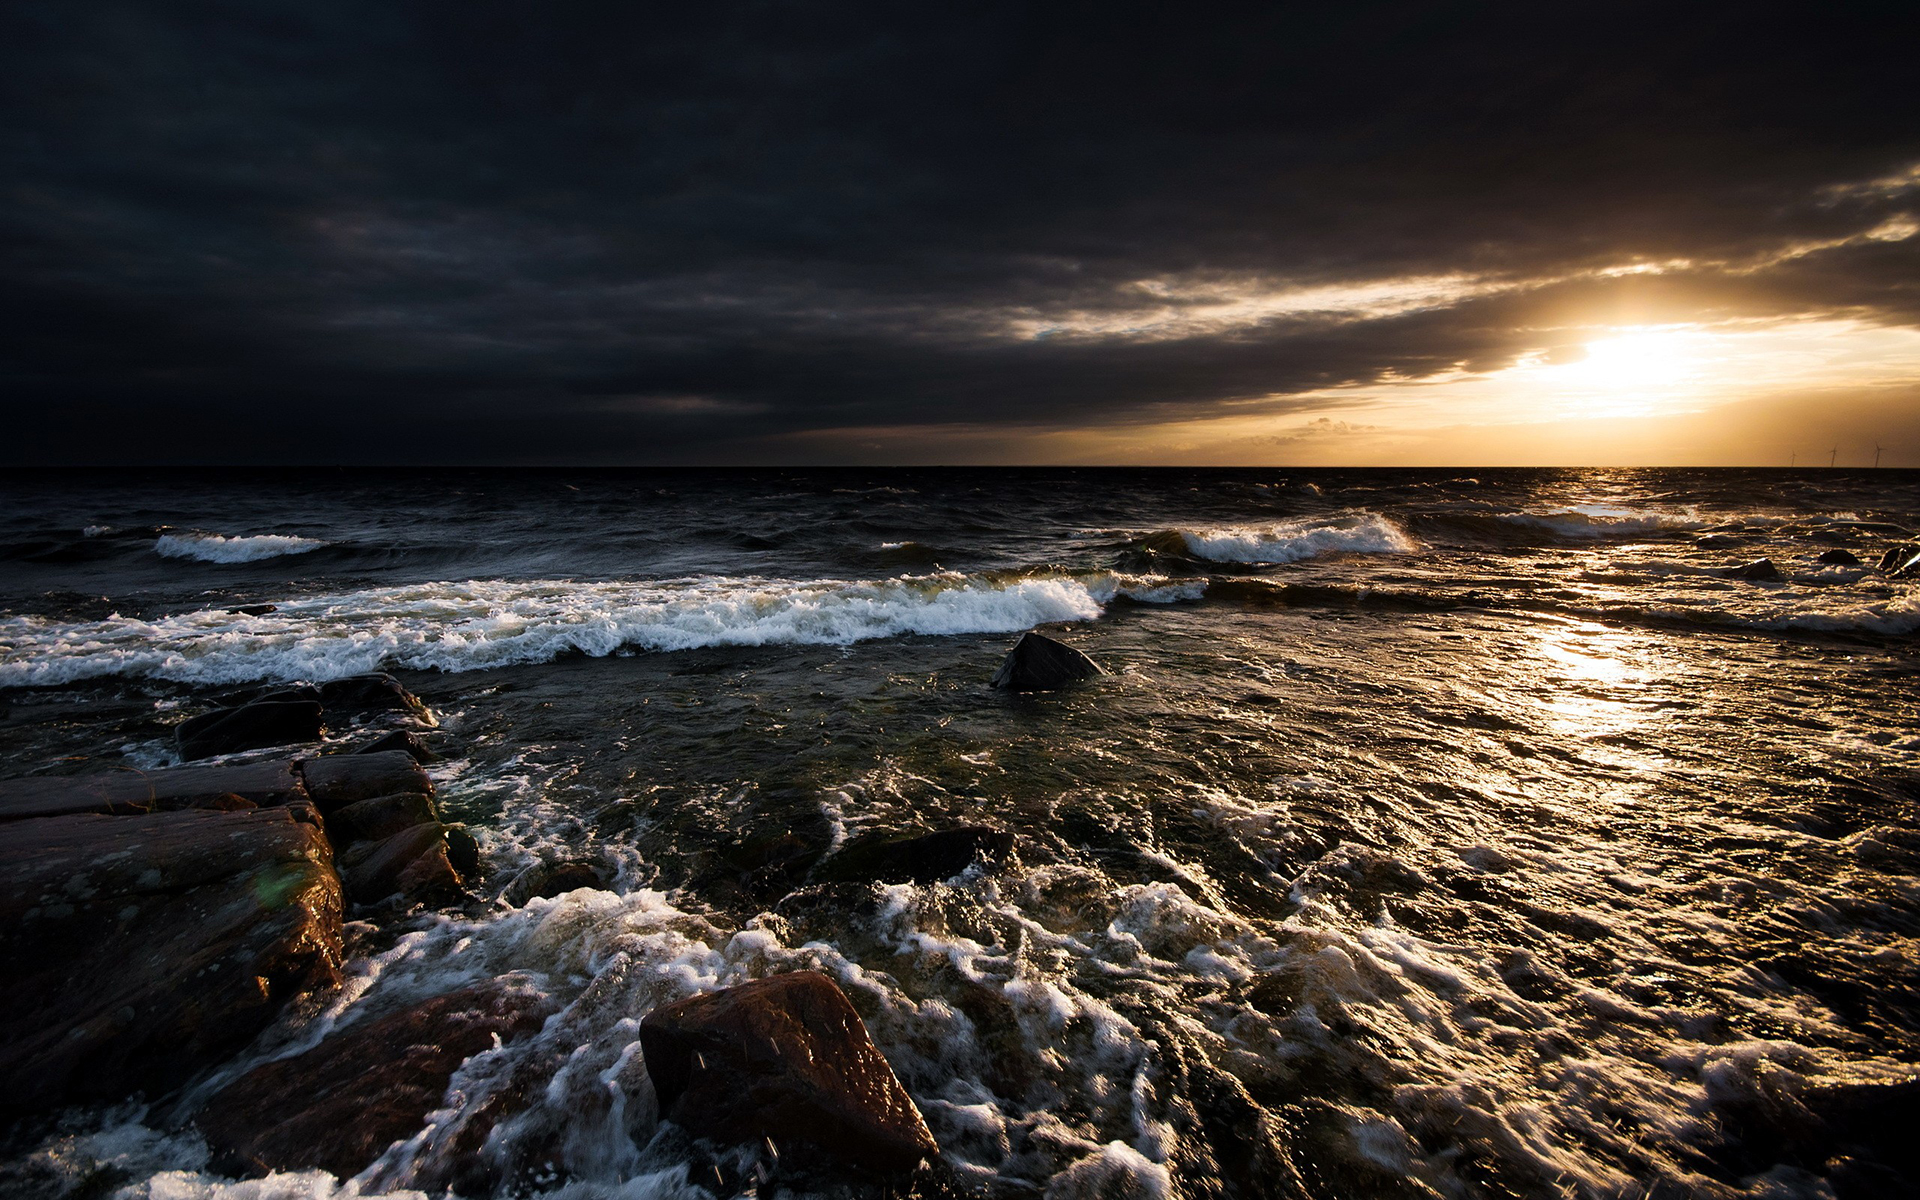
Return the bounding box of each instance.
[1,468,1916,1200]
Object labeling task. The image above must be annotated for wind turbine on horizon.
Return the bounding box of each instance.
[1829,445,1838,469]
[1875,441,1884,468]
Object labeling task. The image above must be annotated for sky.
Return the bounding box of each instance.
[3,1,1917,467]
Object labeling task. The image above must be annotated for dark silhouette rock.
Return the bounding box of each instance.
[505,859,606,904]
[177,700,325,760]
[330,791,440,844]
[299,750,432,815]
[444,824,482,876]
[225,603,278,616]
[0,759,307,823]
[195,980,555,1179]
[1816,548,1861,566]
[1809,529,1851,545]
[355,729,439,763]
[1880,543,1920,579]
[1695,533,1744,549]
[318,673,436,727]
[340,822,463,907]
[817,826,1015,885]
[989,631,1104,691]
[1732,558,1782,581]
[0,806,342,1118]
[639,971,937,1176]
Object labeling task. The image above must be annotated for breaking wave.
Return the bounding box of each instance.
[155,532,329,563]
[1169,512,1415,564]
[0,571,1199,688]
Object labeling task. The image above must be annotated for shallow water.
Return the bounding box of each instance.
[1,468,1916,1199]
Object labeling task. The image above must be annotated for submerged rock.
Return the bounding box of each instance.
[195,980,555,1179]
[176,700,325,760]
[989,631,1104,691]
[1732,558,1783,582]
[1815,547,1861,566]
[299,750,432,815]
[318,673,436,727]
[225,603,278,616]
[639,971,938,1177]
[354,728,440,763]
[0,806,342,1117]
[816,826,1015,885]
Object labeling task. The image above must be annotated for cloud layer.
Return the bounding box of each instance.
[3,2,1917,462]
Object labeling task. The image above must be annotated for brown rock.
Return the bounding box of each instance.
[299,750,432,814]
[0,806,342,1117]
[505,859,606,905]
[341,822,462,906]
[639,971,937,1176]
[318,673,437,727]
[0,758,306,823]
[330,791,440,844]
[196,981,555,1179]
[354,729,440,763]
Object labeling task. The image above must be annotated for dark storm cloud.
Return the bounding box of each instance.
[2,1,1917,462]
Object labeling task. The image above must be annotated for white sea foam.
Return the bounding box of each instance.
[155,532,328,563]
[1498,505,1705,538]
[0,571,1193,688]
[1178,512,1414,564]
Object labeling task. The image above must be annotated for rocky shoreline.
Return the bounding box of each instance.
[0,670,992,1196]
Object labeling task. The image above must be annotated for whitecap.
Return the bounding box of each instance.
[1177,512,1414,564]
[155,532,328,563]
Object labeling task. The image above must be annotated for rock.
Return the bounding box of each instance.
[1695,533,1744,549]
[505,859,606,904]
[318,673,436,727]
[189,792,258,812]
[1732,558,1782,582]
[0,759,307,823]
[1816,548,1862,566]
[816,826,1015,885]
[1879,543,1920,579]
[226,603,278,616]
[989,631,1104,691]
[330,791,440,844]
[177,700,325,761]
[340,822,463,907]
[444,824,482,876]
[299,750,432,814]
[639,972,938,1176]
[0,806,342,1118]
[1809,529,1852,545]
[195,980,555,1180]
[355,729,439,763]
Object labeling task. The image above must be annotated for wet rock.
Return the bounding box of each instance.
[330,791,440,844]
[1879,543,1920,578]
[354,728,439,763]
[177,700,325,761]
[816,826,1015,885]
[505,859,606,904]
[225,603,278,616]
[1809,529,1852,545]
[989,631,1104,691]
[189,792,258,812]
[444,824,482,876]
[639,971,938,1176]
[299,750,432,815]
[318,673,436,727]
[0,759,307,823]
[0,806,342,1118]
[195,980,555,1179]
[1731,558,1782,581]
[1816,548,1862,566]
[340,822,463,907]
[1696,533,1744,549]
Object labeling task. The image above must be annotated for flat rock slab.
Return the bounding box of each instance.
[177,700,325,761]
[0,806,342,1117]
[990,631,1104,691]
[298,750,432,814]
[0,759,307,823]
[196,980,555,1179]
[816,826,1015,885]
[640,971,937,1176]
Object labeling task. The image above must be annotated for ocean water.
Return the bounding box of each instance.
[1,467,1916,1200]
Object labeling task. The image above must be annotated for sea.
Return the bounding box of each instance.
[0,467,1916,1200]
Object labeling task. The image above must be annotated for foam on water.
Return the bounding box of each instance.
[0,571,1194,688]
[1496,505,1705,538]
[155,533,329,563]
[1177,512,1414,564]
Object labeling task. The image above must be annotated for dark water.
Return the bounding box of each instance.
[2,468,1917,1200]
